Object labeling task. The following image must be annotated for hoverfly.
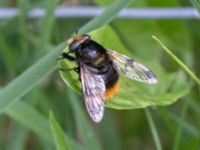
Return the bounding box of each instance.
[58,34,157,123]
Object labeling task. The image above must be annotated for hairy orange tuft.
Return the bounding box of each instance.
[75,34,84,40]
[105,80,120,100]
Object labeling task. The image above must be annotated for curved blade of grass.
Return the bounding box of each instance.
[6,123,28,150]
[36,0,58,59]
[17,0,29,60]
[190,0,200,13]
[145,108,163,150]
[172,98,190,150]
[79,0,133,33]
[6,101,53,143]
[49,111,71,150]
[152,35,200,85]
[0,0,133,113]
[0,42,65,113]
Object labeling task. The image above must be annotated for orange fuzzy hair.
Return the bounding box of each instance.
[74,34,84,40]
[105,80,120,100]
[67,34,85,45]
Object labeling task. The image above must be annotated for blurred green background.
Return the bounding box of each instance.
[0,0,200,150]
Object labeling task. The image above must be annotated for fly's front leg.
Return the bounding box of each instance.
[57,52,75,61]
[58,66,79,73]
[58,66,80,82]
[57,51,81,82]
[57,51,78,73]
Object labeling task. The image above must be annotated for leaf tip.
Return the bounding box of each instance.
[152,35,159,41]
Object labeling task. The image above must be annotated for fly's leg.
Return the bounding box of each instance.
[57,51,79,74]
[57,52,75,61]
[57,52,81,81]
[58,66,80,73]
[58,66,80,81]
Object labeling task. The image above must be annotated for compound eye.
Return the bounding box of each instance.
[69,41,80,52]
[82,34,90,40]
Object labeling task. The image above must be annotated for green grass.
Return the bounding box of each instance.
[49,111,71,150]
[145,108,163,150]
[153,35,200,85]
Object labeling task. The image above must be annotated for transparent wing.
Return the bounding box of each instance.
[107,49,158,84]
[80,64,105,123]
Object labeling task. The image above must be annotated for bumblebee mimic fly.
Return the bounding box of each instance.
[58,34,157,123]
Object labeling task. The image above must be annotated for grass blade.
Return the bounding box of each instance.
[17,0,29,59]
[0,42,65,113]
[6,123,28,150]
[0,0,134,114]
[190,0,200,13]
[152,35,200,85]
[36,0,58,58]
[145,108,163,150]
[6,101,53,142]
[172,98,190,150]
[79,0,133,33]
[0,34,18,74]
[49,111,71,150]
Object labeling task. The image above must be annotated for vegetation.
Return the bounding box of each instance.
[0,0,199,149]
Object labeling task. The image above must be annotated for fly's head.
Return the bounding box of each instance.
[67,34,90,52]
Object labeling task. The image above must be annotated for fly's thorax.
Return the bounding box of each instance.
[76,40,108,68]
[79,50,107,68]
[92,54,107,67]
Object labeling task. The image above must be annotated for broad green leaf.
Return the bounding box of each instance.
[49,112,71,150]
[58,26,190,109]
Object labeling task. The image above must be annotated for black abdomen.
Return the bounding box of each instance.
[98,62,119,89]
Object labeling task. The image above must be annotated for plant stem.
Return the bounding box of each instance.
[145,108,163,150]
[152,35,200,85]
[172,98,190,150]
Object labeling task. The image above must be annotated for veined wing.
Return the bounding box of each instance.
[107,49,157,84]
[80,64,105,122]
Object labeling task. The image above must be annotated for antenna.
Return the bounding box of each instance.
[75,27,79,35]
